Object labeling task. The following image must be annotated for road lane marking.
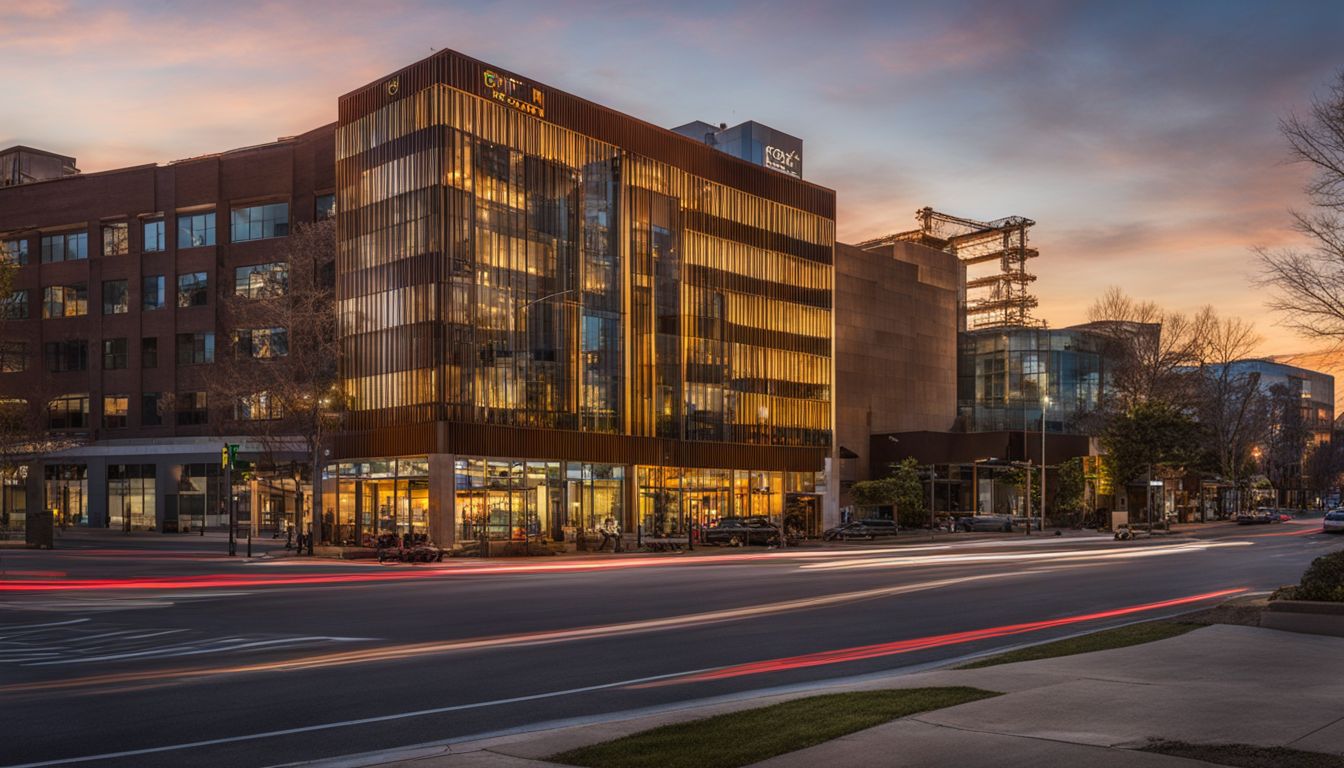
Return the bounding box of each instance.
[0,667,721,768]
[0,572,1020,694]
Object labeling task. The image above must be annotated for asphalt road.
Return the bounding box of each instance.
[1,520,1338,768]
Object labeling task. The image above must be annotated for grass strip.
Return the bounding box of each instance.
[551,686,999,768]
[956,620,1201,669]
[1142,740,1344,768]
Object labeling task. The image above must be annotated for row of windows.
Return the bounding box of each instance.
[44,392,207,430]
[0,328,291,374]
[21,265,291,320]
[0,197,334,264]
[44,389,286,430]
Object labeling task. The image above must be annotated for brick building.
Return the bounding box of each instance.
[0,125,334,531]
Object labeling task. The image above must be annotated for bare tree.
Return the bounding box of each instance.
[1192,307,1268,513]
[1086,287,1205,412]
[1256,72,1344,351]
[211,219,342,539]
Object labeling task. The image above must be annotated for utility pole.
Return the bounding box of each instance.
[1024,459,1032,535]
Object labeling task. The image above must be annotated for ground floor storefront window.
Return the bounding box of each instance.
[174,463,223,529]
[323,454,819,546]
[44,464,87,527]
[455,459,564,543]
[1,469,26,531]
[107,464,156,530]
[324,458,429,545]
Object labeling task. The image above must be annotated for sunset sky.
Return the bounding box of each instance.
[4,0,1343,385]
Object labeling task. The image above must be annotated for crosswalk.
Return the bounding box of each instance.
[0,618,367,667]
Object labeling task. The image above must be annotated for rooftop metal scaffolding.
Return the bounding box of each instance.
[857,206,1039,329]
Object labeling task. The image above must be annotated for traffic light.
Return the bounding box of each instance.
[221,443,239,468]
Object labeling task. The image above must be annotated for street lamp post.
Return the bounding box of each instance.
[1041,396,1049,533]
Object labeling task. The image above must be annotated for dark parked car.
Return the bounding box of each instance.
[1324,510,1344,533]
[1236,508,1278,525]
[702,516,781,547]
[956,514,1014,533]
[823,519,899,541]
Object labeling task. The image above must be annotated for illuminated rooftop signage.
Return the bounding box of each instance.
[482,69,545,119]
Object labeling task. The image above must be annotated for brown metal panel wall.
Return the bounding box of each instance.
[332,421,826,473]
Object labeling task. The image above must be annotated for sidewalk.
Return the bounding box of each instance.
[296,623,1344,768]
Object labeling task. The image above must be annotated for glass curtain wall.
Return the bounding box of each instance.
[337,87,625,433]
[958,328,1104,433]
[336,83,833,447]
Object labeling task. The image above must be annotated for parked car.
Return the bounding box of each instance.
[1237,508,1277,525]
[1323,510,1344,533]
[702,516,781,547]
[956,514,1014,533]
[823,519,899,541]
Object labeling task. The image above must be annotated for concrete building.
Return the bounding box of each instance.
[671,120,804,179]
[832,240,959,511]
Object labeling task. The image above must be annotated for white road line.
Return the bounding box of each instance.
[0,667,722,768]
[0,618,90,634]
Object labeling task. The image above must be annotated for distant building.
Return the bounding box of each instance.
[671,120,804,179]
[1225,359,1335,448]
[0,146,79,187]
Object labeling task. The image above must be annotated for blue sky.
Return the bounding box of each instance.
[4,0,1343,368]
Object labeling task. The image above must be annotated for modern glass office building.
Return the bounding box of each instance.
[957,325,1107,433]
[326,51,835,546]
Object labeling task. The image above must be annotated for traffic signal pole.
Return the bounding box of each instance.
[223,443,239,556]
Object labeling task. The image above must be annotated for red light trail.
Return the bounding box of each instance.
[632,587,1248,688]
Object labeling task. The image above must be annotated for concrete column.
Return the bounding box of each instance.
[428,453,456,548]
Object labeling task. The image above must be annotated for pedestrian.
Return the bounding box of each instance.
[599,516,619,552]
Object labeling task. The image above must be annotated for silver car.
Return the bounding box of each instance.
[1324,510,1344,533]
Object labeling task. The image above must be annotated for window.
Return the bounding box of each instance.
[45,341,88,372]
[103,396,129,429]
[143,219,165,252]
[234,262,288,298]
[102,279,129,314]
[0,342,26,373]
[48,393,89,429]
[42,284,87,318]
[1,290,28,320]
[102,222,128,256]
[236,391,284,420]
[176,391,208,425]
[141,337,158,369]
[235,327,288,359]
[143,275,165,310]
[141,393,162,427]
[176,332,214,365]
[315,194,336,221]
[177,272,208,307]
[178,211,216,248]
[230,202,289,242]
[40,231,88,263]
[1,239,27,265]
[102,338,128,370]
